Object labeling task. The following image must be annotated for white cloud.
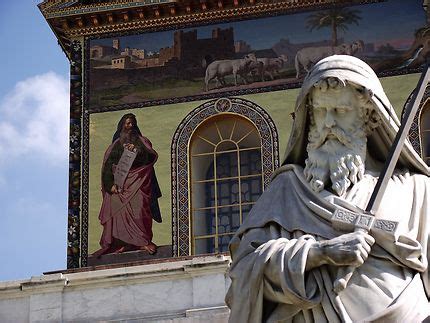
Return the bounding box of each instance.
[0,72,69,164]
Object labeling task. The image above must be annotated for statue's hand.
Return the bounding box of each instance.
[321,231,375,266]
[306,231,375,270]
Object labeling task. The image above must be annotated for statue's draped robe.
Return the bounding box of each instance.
[226,165,429,322]
[94,135,161,256]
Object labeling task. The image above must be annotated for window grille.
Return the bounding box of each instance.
[190,114,263,254]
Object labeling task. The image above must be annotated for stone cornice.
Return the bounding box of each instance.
[0,255,230,300]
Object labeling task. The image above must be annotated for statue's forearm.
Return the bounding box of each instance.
[305,231,375,271]
[305,241,326,271]
[261,235,322,303]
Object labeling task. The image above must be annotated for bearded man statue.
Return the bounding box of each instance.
[226,55,430,322]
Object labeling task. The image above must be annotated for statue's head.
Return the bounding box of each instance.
[304,77,380,196]
[281,55,429,192]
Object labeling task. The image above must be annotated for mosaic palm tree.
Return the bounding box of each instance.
[306,7,362,46]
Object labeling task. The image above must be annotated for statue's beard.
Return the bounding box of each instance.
[304,125,367,196]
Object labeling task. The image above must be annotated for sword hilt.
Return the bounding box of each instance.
[331,209,398,293]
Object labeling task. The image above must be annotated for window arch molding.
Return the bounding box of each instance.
[171,97,279,256]
[418,97,430,163]
[406,85,430,157]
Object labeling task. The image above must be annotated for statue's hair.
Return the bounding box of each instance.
[307,77,381,135]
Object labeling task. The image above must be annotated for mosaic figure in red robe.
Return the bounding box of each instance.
[94,113,162,256]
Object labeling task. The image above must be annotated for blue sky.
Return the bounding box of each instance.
[0,1,69,281]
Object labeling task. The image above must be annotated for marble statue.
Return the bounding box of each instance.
[226,55,430,322]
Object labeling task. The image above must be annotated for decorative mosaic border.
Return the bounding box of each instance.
[81,42,91,268]
[81,111,90,268]
[67,40,83,269]
[171,97,280,256]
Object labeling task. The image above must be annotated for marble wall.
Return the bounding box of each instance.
[0,256,231,323]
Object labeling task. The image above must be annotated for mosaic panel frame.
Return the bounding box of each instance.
[69,0,429,268]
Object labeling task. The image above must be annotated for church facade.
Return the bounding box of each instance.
[39,0,430,270]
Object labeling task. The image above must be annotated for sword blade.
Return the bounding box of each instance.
[366,66,430,215]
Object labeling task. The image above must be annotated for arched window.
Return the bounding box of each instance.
[190,114,262,254]
[420,101,430,165]
[172,98,279,256]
